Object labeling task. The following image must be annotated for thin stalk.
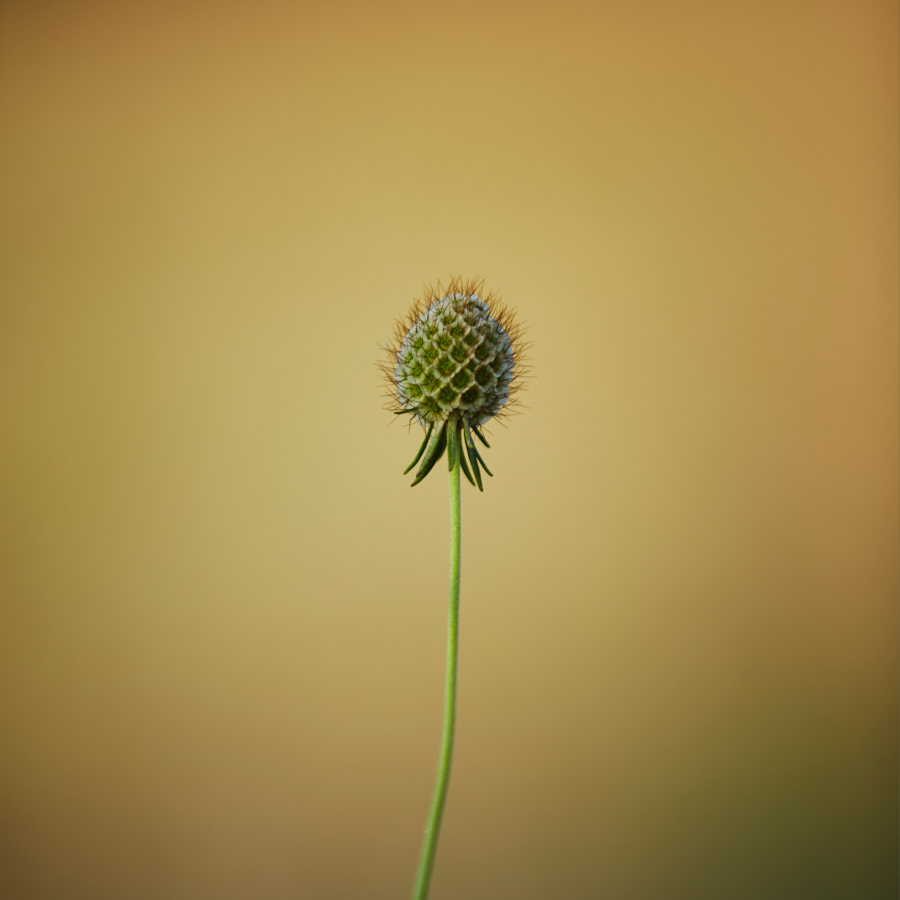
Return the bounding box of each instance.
[412,458,462,900]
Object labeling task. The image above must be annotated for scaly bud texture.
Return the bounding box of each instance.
[385,278,523,489]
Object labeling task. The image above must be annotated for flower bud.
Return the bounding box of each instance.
[384,279,524,489]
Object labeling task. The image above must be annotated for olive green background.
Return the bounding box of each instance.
[1,2,897,898]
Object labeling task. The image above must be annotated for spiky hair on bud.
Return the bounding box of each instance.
[382,277,527,489]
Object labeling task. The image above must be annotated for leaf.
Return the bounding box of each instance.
[464,437,483,491]
[457,439,476,487]
[447,419,459,472]
[464,420,492,480]
[410,422,448,487]
[403,422,434,474]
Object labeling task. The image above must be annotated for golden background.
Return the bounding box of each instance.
[1,2,897,898]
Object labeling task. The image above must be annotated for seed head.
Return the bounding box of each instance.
[383,278,525,489]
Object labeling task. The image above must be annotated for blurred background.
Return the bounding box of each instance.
[1,1,897,898]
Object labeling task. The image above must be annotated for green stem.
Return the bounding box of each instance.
[412,458,462,900]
